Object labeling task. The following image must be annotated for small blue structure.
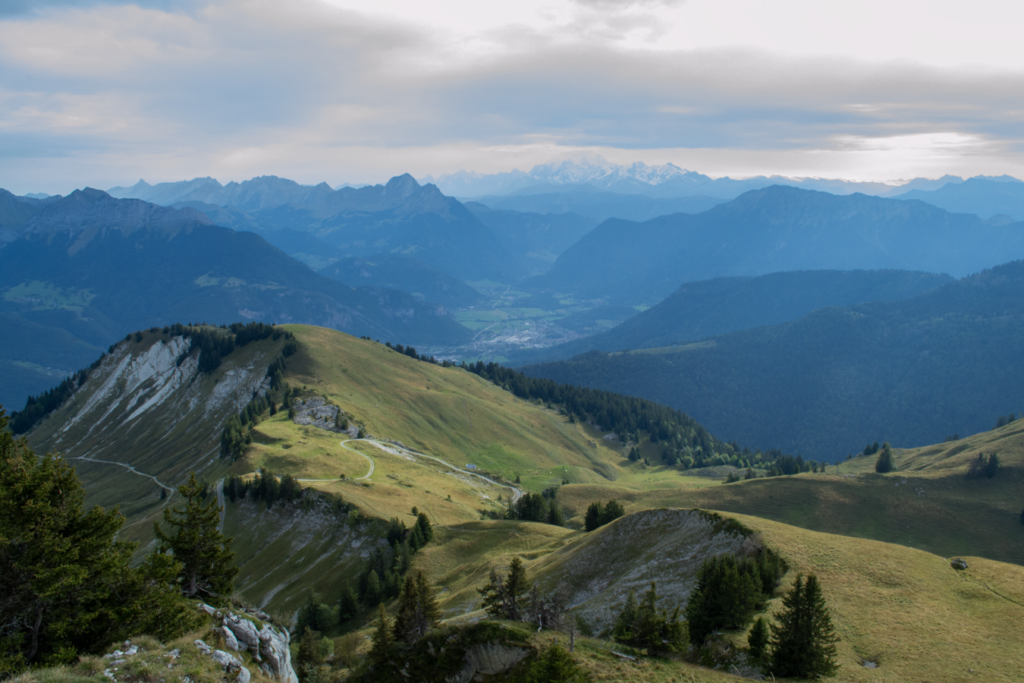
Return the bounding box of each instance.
[466,464,477,470]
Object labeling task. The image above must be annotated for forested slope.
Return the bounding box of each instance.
[523,260,1024,457]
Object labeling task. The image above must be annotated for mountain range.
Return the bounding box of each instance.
[423,157,959,199]
[896,175,1024,220]
[0,188,471,410]
[532,185,1024,305]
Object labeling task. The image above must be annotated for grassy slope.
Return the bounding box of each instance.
[404,506,1024,682]
[274,325,640,492]
[551,420,1024,567]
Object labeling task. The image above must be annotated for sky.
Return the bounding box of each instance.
[1,0,1023,194]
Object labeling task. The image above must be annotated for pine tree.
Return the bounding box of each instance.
[748,616,769,660]
[478,557,531,621]
[153,472,238,604]
[769,574,839,678]
[369,604,394,670]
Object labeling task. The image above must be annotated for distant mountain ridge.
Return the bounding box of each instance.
[425,156,925,199]
[112,174,520,282]
[532,186,1024,305]
[895,176,1024,220]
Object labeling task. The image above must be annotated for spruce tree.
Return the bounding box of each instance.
[612,589,639,643]
[415,571,442,627]
[339,583,359,622]
[392,574,421,644]
[748,616,769,660]
[769,574,839,678]
[295,626,323,683]
[416,512,434,543]
[875,444,896,473]
[584,502,604,531]
[153,472,238,604]
[369,604,394,669]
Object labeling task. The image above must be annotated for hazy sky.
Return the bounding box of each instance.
[2,0,1023,194]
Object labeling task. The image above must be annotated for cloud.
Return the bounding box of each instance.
[0,0,191,17]
[0,0,1023,194]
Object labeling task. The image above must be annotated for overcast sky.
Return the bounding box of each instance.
[2,0,1023,194]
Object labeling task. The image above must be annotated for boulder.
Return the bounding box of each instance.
[220,626,241,652]
[951,558,969,570]
[224,615,261,657]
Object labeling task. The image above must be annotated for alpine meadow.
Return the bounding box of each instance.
[3,2,1024,682]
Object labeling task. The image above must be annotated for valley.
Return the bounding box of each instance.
[11,322,1024,681]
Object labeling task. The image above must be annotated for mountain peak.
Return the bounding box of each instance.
[384,173,421,198]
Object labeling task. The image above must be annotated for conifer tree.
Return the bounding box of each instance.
[478,556,531,620]
[612,582,686,656]
[769,574,839,678]
[415,512,434,543]
[339,583,359,622]
[875,443,896,473]
[154,472,238,604]
[369,604,394,669]
[748,616,769,660]
[295,626,323,683]
[416,571,443,627]
[612,589,639,643]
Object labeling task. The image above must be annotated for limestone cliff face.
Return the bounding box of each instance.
[27,332,282,524]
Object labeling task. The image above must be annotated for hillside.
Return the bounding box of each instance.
[511,269,952,365]
[523,259,1024,458]
[897,176,1024,220]
[22,324,729,613]
[416,507,1024,682]
[531,185,1024,305]
[0,188,472,408]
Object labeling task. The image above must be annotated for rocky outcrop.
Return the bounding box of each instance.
[200,604,298,683]
[448,644,531,683]
[291,397,353,434]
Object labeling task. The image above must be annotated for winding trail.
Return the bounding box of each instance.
[296,438,522,503]
[71,454,175,493]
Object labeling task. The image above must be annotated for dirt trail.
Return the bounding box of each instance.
[294,437,522,503]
